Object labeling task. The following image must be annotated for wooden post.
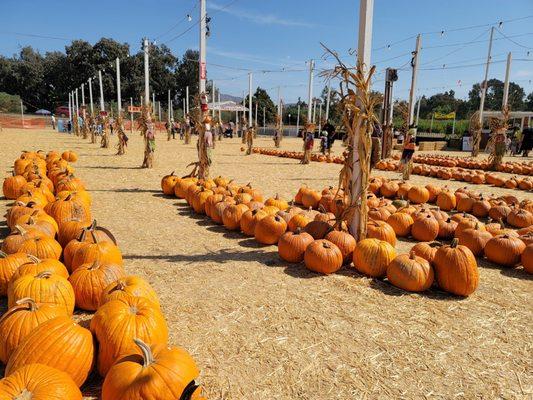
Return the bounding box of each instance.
[116,58,122,112]
[325,84,331,121]
[408,35,421,128]
[68,93,72,123]
[296,103,300,135]
[249,73,253,128]
[186,86,190,114]
[88,78,94,115]
[307,60,314,121]
[349,0,374,239]
[144,38,150,106]
[81,83,85,106]
[502,52,512,109]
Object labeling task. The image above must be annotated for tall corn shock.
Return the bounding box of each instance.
[140,105,155,168]
[245,126,254,155]
[322,46,379,240]
[488,106,510,170]
[100,115,110,148]
[470,111,482,157]
[274,114,283,148]
[115,114,127,155]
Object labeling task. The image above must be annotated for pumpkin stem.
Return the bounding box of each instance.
[14,225,27,236]
[35,271,52,279]
[88,261,100,270]
[409,251,416,260]
[13,388,33,400]
[450,238,459,248]
[134,338,155,368]
[27,254,41,264]
[0,250,8,258]
[15,297,39,311]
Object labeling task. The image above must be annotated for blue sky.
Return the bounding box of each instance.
[1,0,532,103]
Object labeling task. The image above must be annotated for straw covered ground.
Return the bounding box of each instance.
[0,128,532,399]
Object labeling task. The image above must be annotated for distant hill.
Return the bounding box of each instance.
[220,94,243,103]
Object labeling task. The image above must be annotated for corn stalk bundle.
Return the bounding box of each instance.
[300,116,312,165]
[99,115,110,148]
[86,114,96,144]
[321,46,378,240]
[245,126,254,155]
[395,103,413,180]
[274,113,283,148]
[81,111,90,140]
[115,114,127,155]
[72,112,80,136]
[241,116,248,144]
[488,106,510,170]
[185,96,210,180]
[184,115,192,145]
[469,111,482,157]
[138,105,155,168]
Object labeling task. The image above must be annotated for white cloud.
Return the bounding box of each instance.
[209,2,315,28]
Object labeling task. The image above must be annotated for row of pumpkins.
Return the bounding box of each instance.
[250,147,344,164]
[412,154,533,176]
[376,159,533,192]
[160,172,532,298]
[1,151,205,400]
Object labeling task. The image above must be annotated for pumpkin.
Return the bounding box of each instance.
[55,175,85,193]
[0,298,66,364]
[455,217,485,238]
[288,213,311,232]
[101,339,203,400]
[0,364,82,400]
[222,203,249,231]
[301,190,321,209]
[15,212,58,238]
[456,224,493,256]
[45,194,91,226]
[57,219,104,248]
[69,261,126,311]
[254,215,287,245]
[3,173,27,200]
[99,276,160,308]
[61,150,78,162]
[304,240,343,274]
[397,182,412,199]
[433,239,478,297]
[8,271,75,315]
[411,241,441,263]
[240,209,268,236]
[191,188,214,214]
[303,220,331,240]
[353,239,397,278]
[0,251,31,296]
[437,218,458,240]
[324,230,356,264]
[90,296,169,377]
[411,215,439,242]
[278,229,314,263]
[386,252,434,292]
[507,209,533,229]
[6,316,95,386]
[484,234,526,267]
[407,186,430,204]
[471,197,491,218]
[386,212,414,237]
[54,190,92,209]
[522,244,533,274]
[436,190,456,211]
[456,197,475,213]
[425,184,441,203]
[367,220,397,246]
[380,181,399,198]
[174,177,197,199]
[1,225,46,255]
[18,235,62,260]
[264,194,289,211]
[5,202,43,230]
[10,255,69,283]
[161,171,179,195]
[488,204,511,221]
[368,207,392,222]
[68,232,123,273]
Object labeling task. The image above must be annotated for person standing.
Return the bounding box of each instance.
[67,119,72,134]
[399,125,416,180]
[322,120,336,154]
[301,122,315,164]
[520,119,532,157]
[51,114,56,130]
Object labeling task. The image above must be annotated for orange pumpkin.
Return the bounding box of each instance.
[304,240,343,274]
[278,229,314,263]
[367,220,397,246]
[484,234,526,267]
[324,230,356,264]
[433,239,478,297]
[386,252,434,292]
[0,251,31,296]
[353,239,397,278]
[254,215,287,245]
[99,276,160,308]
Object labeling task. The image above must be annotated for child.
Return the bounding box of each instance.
[320,132,328,155]
[301,123,315,164]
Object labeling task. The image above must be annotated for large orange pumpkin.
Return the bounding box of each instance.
[484,234,526,267]
[101,339,204,400]
[9,255,69,284]
[90,296,168,377]
[6,316,95,387]
[278,229,314,263]
[0,363,82,400]
[45,194,91,226]
[324,230,356,264]
[99,276,160,308]
[304,240,343,274]
[387,253,434,292]
[18,235,62,260]
[522,243,533,274]
[0,298,66,364]
[0,251,31,296]
[353,239,397,278]
[411,215,439,242]
[254,215,287,245]
[161,171,179,195]
[433,239,478,297]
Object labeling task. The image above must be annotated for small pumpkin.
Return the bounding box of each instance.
[264,194,289,211]
[507,209,533,229]
[304,240,343,275]
[161,171,179,195]
[324,230,356,264]
[240,209,268,236]
[0,251,31,296]
[437,218,458,240]
[456,223,493,256]
[386,212,414,237]
[522,243,533,274]
[436,190,456,211]
[367,220,397,246]
[386,252,434,292]
[222,203,249,231]
[484,234,526,267]
[411,241,441,263]
[2,173,27,200]
[288,213,311,232]
[18,235,62,260]
[9,255,69,283]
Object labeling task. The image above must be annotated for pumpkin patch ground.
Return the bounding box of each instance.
[1,128,532,399]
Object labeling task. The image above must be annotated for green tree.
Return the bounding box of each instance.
[468,79,525,112]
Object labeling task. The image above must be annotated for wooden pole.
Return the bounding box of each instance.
[254,101,258,127]
[350,0,374,238]
[325,83,331,121]
[98,70,105,111]
[502,52,512,109]
[88,78,94,115]
[408,34,421,127]
[116,58,122,112]
[199,0,207,95]
[20,99,24,127]
[296,103,300,134]
[475,26,495,156]
[143,38,150,106]
[307,60,314,120]
[81,83,85,106]
[68,92,72,123]
[249,73,253,127]
[186,86,190,114]
[168,90,171,123]
[218,92,222,123]
[415,95,422,127]
[130,98,133,134]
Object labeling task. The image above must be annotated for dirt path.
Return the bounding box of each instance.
[0,128,531,399]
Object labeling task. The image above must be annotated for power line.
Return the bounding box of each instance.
[0,31,71,41]
[154,1,199,41]
[495,27,533,50]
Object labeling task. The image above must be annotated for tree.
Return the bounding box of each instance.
[468,79,525,112]
[250,87,277,124]
[525,92,533,111]
[175,50,199,107]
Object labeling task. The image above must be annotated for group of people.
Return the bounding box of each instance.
[300,121,338,156]
[508,121,532,157]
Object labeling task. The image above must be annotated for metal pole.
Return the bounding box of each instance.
[307,60,314,120]
[81,84,85,106]
[116,57,122,113]
[88,78,94,115]
[68,93,72,122]
[75,89,79,118]
[325,84,331,121]
[255,101,258,127]
[249,73,253,127]
[143,38,150,106]
[199,0,207,95]
[218,92,222,123]
[130,98,133,134]
[502,52,512,109]
[168,90,171,123]
[479,26,495,125]
[350,0,373,238]
[408,34,421,126]
[98,70,105,112]
[296,103,300,134]
[186,86,190,114]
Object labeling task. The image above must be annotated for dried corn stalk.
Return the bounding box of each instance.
[274,113,283,148]
[321,46,378,240]
[72,112,80,136]
[139,105,155,168]
[115,114,127,155]
[186,95,211,180]
[470,111,482,157]
[245,126,254,155]
[100,115,110,148]
[488,106,510,170]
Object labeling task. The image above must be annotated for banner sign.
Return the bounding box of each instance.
[99,111,108,117]
[200,62,207,80]
[434,112,456,120]
[127,106,142,113]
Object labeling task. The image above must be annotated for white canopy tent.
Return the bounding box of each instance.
[208,101,248,112]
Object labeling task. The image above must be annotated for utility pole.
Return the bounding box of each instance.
[478,27,495,129]
[88,78,94,115]
[248,73,253,127]
[143,38,150,107]
[168,90,171,123]
[415,95,422,127]
[255,101,258,127]
[75,88,79,118]
[318,103,323,133]
[212,81,216,118]
[381,68,397,158]
[130,98,133,133]
[20,99,24,127]
[81,84,85,106]
[199,0,207,95]
[186,86,190,114]
[307,60,315,121]
[98,70,105,112]
[408,34,421,128]
[218,92,222,124]
[350,0,374,239]
[68,93,72,122]
[296,103,301,134]
[325,84,332,121]
[502,52,512,109]
[116,57,122,113]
